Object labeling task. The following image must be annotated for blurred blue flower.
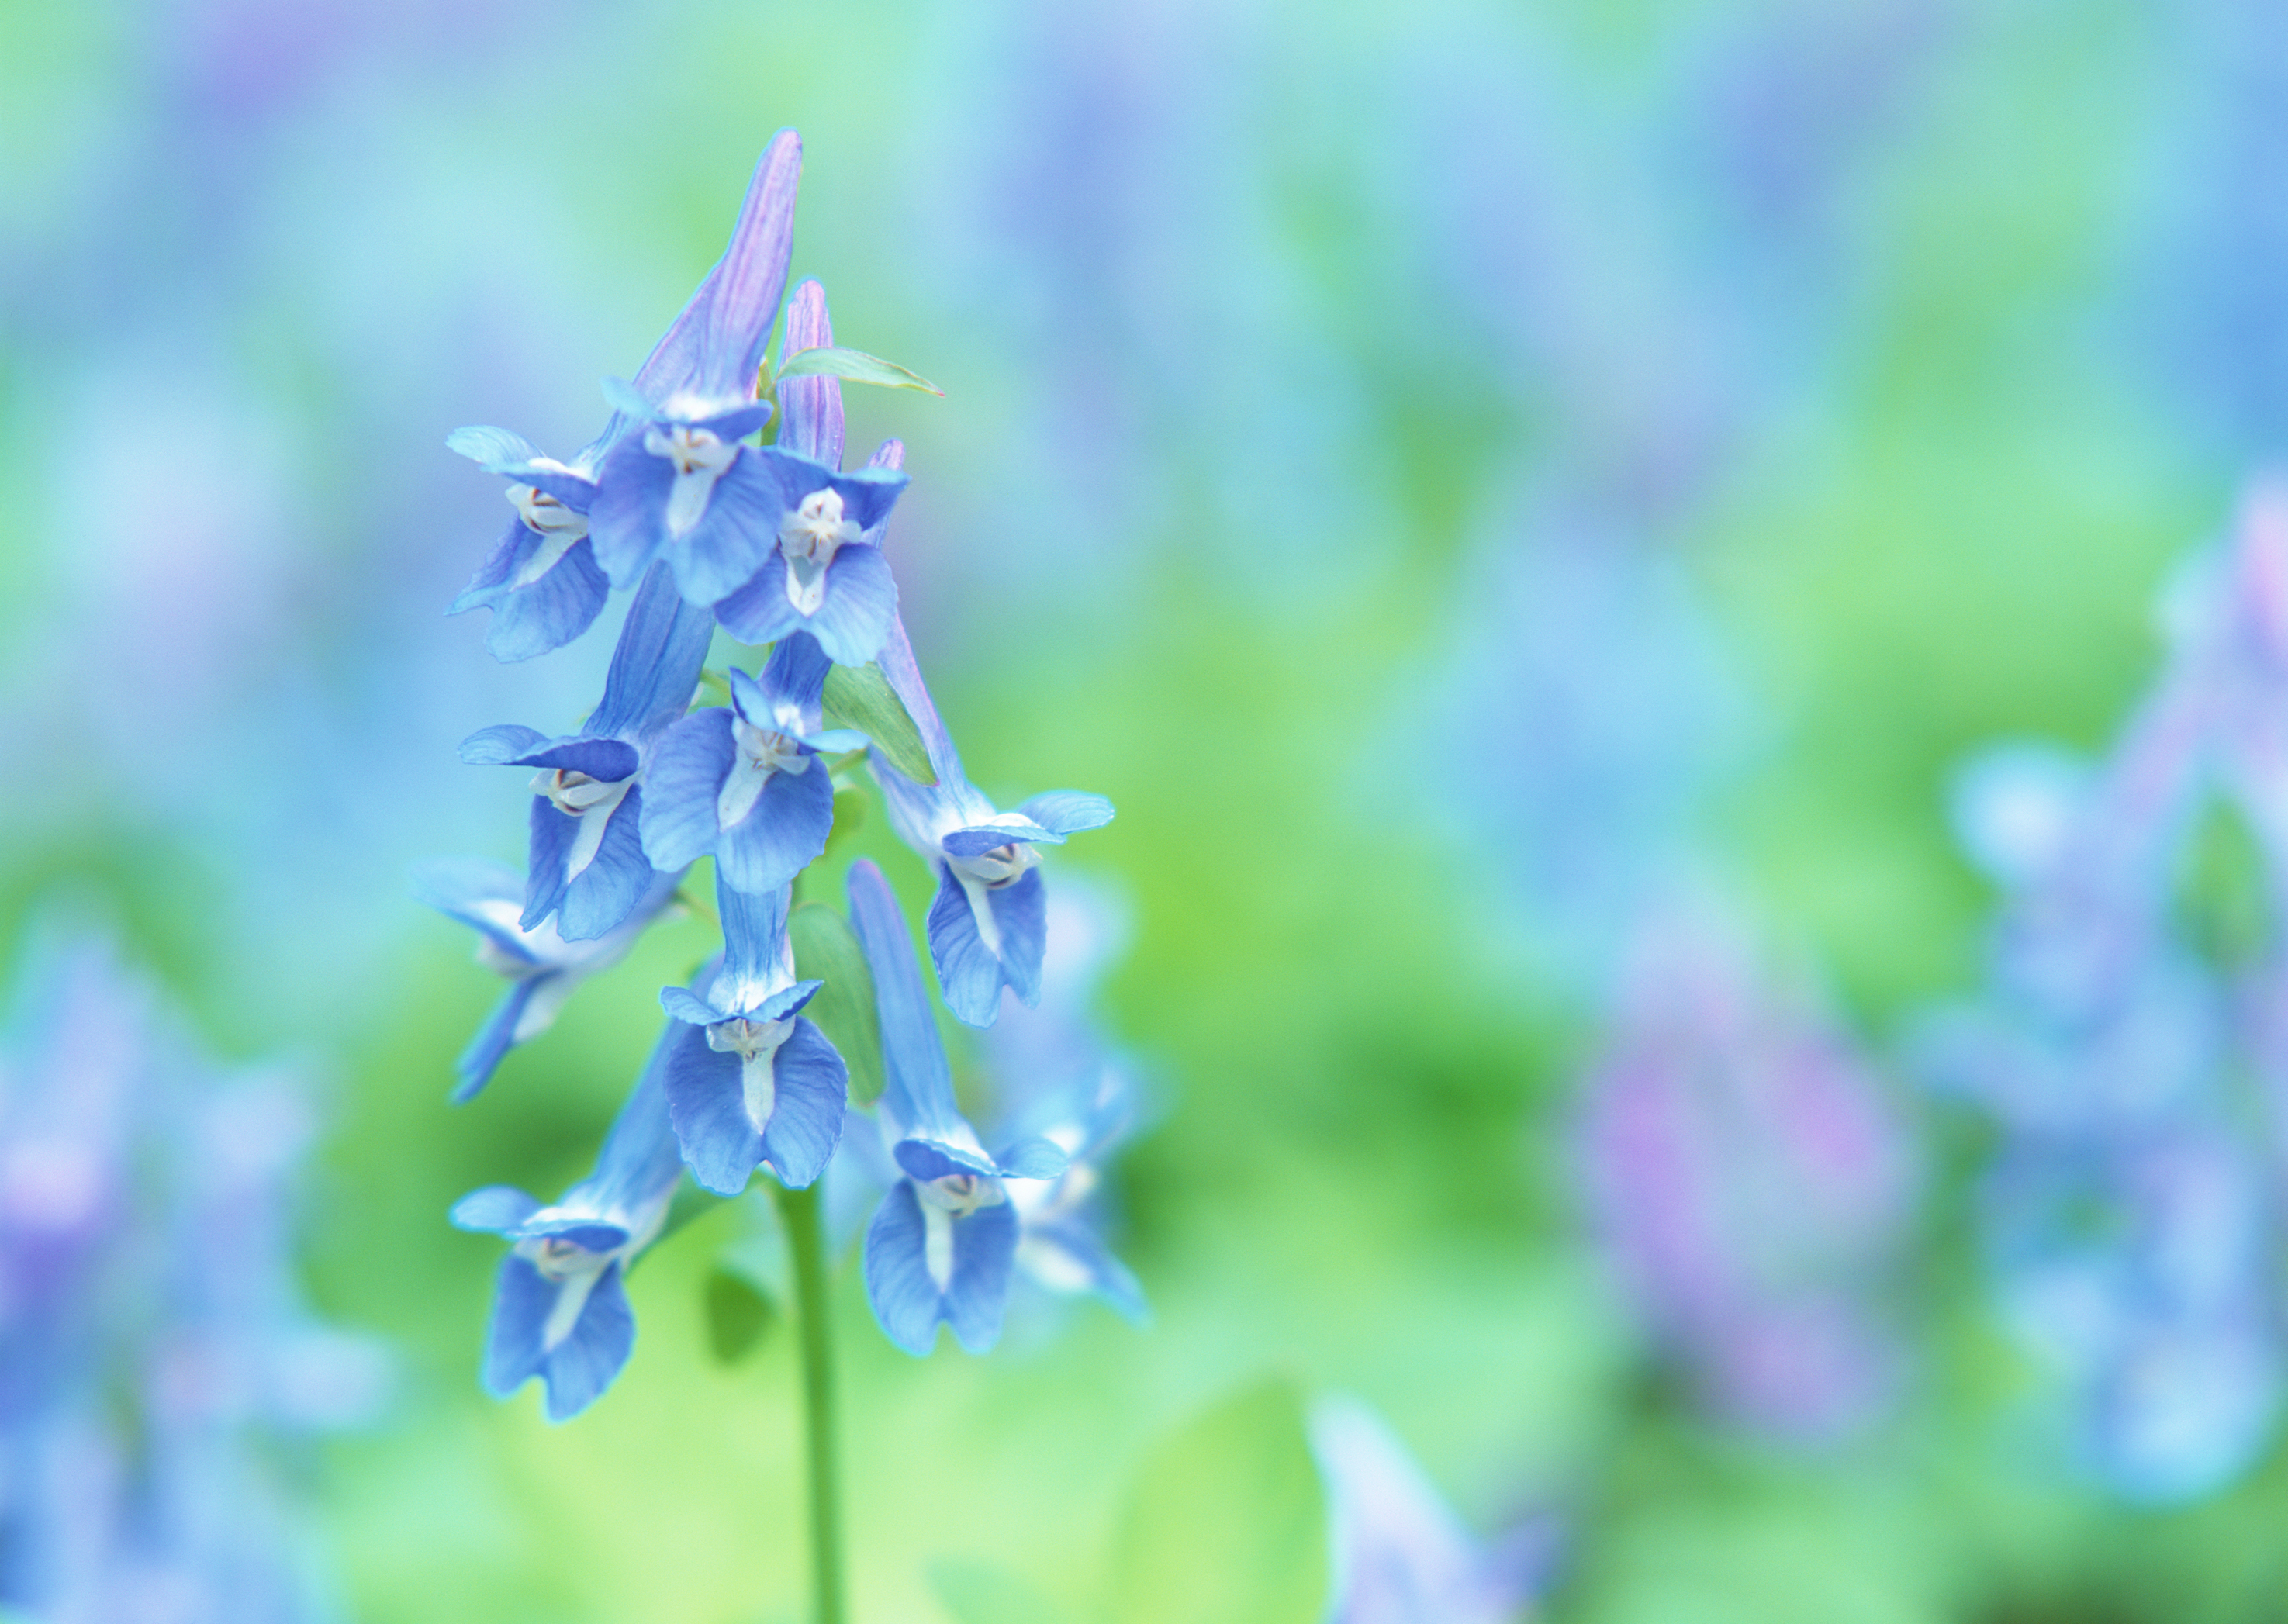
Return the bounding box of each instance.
[451,1021,688,1423]
[869,618,1115,1028]
[845,859,1066,1355]
[0,922,386,1619]
[415,857,683,1102]
[656,879,847,1196]
[1310,1395,1550,1624]
[1577,907,1916,1442]
[638,632,864,895]
[459,561,713,941]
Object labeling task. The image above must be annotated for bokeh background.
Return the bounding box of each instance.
[5,0,2288,1619]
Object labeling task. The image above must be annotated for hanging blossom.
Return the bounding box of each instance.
[1916,485,2288,1500]
[451,1022,687,1423]
[657,881,847,1196]
[1309,1396,1552,1624]
[1576,907,1917,1443]
[870,616,1115,1027]
[416,858,683,1101]
[0,924,388,1619]
[459,560,713,942]
[847,859,1068,1354]
[980,879,1149,1322]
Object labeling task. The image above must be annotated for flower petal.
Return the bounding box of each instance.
[926,863,1006,1028]
[848,860,960,1139]
[942,1201,1018,1354]
[761,1018,848,1189]
[863,1182,942,1356]
[716,756,835,894]
[481,1255,554,1398]
[556,791,653,942]
[588,562,717,741]
[1015,790,1116,838]
[639,708,736,872]
[804,542,899,667]
[451,1186,541,1235]
[661,1018,758,1195]
[540,1263,636,1422]
[453,979,545,1104]
[483,541,610,664]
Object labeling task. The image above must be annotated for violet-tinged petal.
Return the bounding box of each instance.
[540,1264,635,1422]
[762,1018,848,1189]
[778,279,845,469]
[1016,791,1117,838]
[639,708,737,872]
[757,451,910,531]
[760,631,833,727]
[504,737,641,780]
[634,130,802,408]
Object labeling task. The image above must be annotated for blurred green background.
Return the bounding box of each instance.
[5,0,2286,1618]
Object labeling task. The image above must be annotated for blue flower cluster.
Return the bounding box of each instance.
[1918,482,2288,1501]
[0,924,388,1619]
[428,132,1127,1418]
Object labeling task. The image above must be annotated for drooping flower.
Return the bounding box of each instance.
[983,879,1147,1322]
[587,136,807,606]
[446,131,802,652]
[868,617,1115,1027]
[713,281,911,665]
[638,630,865,894]
[1310,1396,1550,1624]
[451,1021,688,1422]
[458,560,713,941]
[1577,907,1916,1442]
[415,858,683,1102]
[845,859,1066,1354]
[656,879,847,1195]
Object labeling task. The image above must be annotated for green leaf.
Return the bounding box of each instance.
[790,901,884,1105]
[693,666,734,707]
[1109,1380,1328,1624]
[822,661,938,786]
[778,344,945,396]
[928,1559,1067,1624]
[703,1266,776,1363]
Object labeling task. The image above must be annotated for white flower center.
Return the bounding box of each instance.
[717,717,810,829]
[779,489,862,616]
[950,842,1038,889]
[644,425,739,538]
[707,1016,794,1134]
[914,1172,1008,1292]
[506,483,591,587]
[530,769,634,882]
[517,1234,612,1352]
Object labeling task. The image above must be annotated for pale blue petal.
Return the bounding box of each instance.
[589,563,716,741]
[521,798,576,930]
[990,870,1048,1010]
[663,454,779,606]
[717,760,835,894]
[454,978,547,1104]
[863,1182,942,1356]
[638,709,735,872]
[556,793,653,942]
[712,554,804,645]
[447,424,543,468]
[485,541,610,664]
[451,1186,541,1235]
[635,130,801,406]
[716,881,794,1010]
[992,1135,1070,1181]
[876,614,963,783]
[541,1264,635,1422]
[762,1018,848,1189]
[805,542,899,667]
[943,1202,1018,1354]
[894,1138,998,1183]
[927,864,1007,1029]
[1026,1219,1149,1322]
[1016,791,1116,838]
[942,819,1061,858]
[659,986,721,1028]
[848,859,959,1136]
[762,631,832,724]
[589,437,672,588]
[460,723,552,765]
[482,1256,552,1397]
[661,1019,756,1195]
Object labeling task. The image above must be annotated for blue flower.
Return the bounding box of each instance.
[450,1025,688,1422]
[657,879,848,1196]
[867,617,1115,1026]
[845,859,1066,1355]
[414,858,683,1103]
[443,426,611,663]
[638,631,865,894]
[459,561,713,941]
[1003,1069,1146,1322]
[713,281,911,665]
[588,135,805,606]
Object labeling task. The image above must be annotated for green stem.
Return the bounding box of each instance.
[775,1181,846,1624]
